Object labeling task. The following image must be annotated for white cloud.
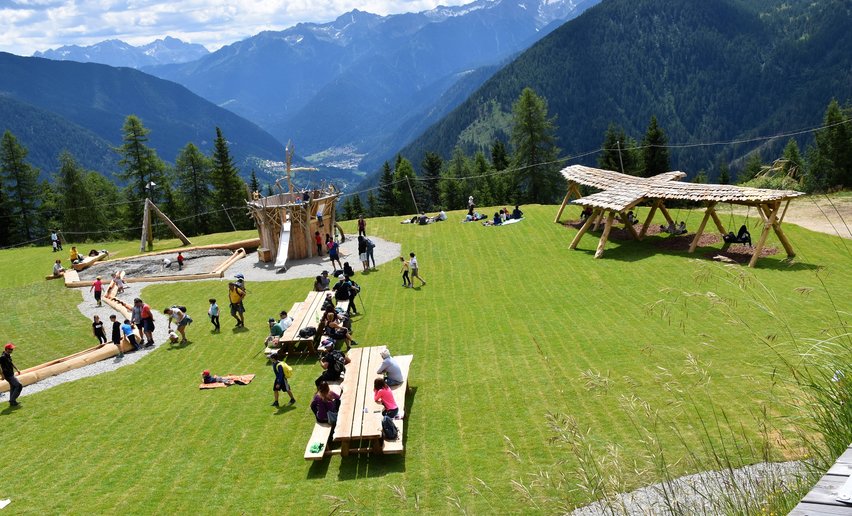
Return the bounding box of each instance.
[0,0,471,55]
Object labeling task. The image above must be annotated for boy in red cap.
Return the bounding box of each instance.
[0,343,23,407]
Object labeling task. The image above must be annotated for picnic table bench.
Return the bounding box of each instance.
[267,291,328,356]
[304,346,413,460]
[790,443,852,515]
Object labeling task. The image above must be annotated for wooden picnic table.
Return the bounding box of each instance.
[272,290,329,355]
[790,443,852,515]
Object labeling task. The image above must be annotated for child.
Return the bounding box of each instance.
[90,276,103,307]
[109,314,123,358]
[374,377,399,418]
[113,272,126,294]
[202,369,233,385]
[399,256,412,288]
[177,252,184,271]
[271,356,296,407]
[208,298,220,332]
[92,315,107,344]
[121,319,140,351]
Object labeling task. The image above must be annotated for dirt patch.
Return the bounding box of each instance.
[78,249,234,282]
[730,195,852,239]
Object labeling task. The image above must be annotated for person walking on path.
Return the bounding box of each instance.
[50,229,62,252]
[90,276,103,307]
[177,252,184,271]
[164,306,192,344]
[208,298,220,332]
[358,236,369,272]
[366,237,376,269]
[270,356,296,407]
[399,256,412,288]
[92,315,107,344]
[228,274,247,328]
[409,252,426,286]
[1,343,23,407]
[357,215,366,237]
[327,239,343,271]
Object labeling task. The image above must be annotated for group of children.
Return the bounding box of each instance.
[91,314,143,358]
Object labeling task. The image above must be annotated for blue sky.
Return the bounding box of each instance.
[0,0,469,56]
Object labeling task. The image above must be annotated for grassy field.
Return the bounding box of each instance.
[0,204,848,513]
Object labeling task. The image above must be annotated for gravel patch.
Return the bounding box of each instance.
[571,461,807,515]
[9,234,400,400]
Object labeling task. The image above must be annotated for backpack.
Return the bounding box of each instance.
[281,361,293,379]
[172,305,187,314]
[381,415,399,441]
[328,350,346,374]
[298,326,317,338]
[366,238,375,250]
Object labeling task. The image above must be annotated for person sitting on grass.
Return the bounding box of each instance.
[310,381,340,424]
[52,259,65,277]
[164,306,192,344]
[374,377,399,418]
[202,369,233,385]
[512,205,524,219]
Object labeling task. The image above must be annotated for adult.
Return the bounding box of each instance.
[315,349,350,387]
[322,310,357,351]
[109,315,123,358]
[228,274,247,328]
[373,377,399,418]
[52,259,65,277]
[357,236,369,272]
[164,306,192,344]
[313,275,326,292]
[409,252,426,286]
[332,276,355,315]
[92,315,107,344]
[377,349,404,386]
[135,298,156,347]
[0,343,23,407]
[319,270,331,290]
[399,256,412,288]
[327,240,343,271]
[50,229,62,252]
[365,237,376,269]
[89,275,103,307]
[278,310,294,332]
[512,205,524,219]
[357,215,366,237]
[311,381,341,424]
[271,356,296,407]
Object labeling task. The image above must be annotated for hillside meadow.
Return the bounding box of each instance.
[0,204,848,513]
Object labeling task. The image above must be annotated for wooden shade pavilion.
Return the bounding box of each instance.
[554,165,805,267]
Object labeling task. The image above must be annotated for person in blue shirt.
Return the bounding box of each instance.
[271,357,295,407]
[120,320,140,351]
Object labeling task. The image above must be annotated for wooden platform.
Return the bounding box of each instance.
[277,291,327,355]
[790,444,852,515]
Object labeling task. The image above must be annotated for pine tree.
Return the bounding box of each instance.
[599,124,641,175]
[718,163,731,184]
[421,152,443,211]
[55,151,94,237]
[781,139,804,180]
[350,195,365,218]
[210,127,248,232]
[249,169,260,196]
[440,147,470,210]
[0,130,41,242]
[341,196,355,220]
[510,87,561,204]
[805,100,852,191]
[116,115,167,234]
[471,152,494,207]
[366,191,379,217]
[491,140,509,171]
[641,116,670,178]
[393,156,418,215]
[377,161,396,216]
[693,170,708,183]
[739,153,763,183]
[175,143,213,236]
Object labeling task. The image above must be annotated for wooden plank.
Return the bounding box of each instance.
[709,207,727,235]
[382,419,406,454]
[333,348,363,443]
[790,502,852,515]
[688,203,716,253]
[303,384,343,460]
[362,347,386,439]
[639,199,661,240]
[570,208,598,250]
[594,211,616,259]
[658,203,675,226]
[799,474,852,506]
[349,346,373,440]
[148,199,191,246]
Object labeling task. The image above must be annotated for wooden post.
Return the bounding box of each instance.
[140,199,150,252]
[639,199,661,240]
[554,191,572,223]
[709,207,727,235]
[592,210,605,232]
[570,208,598,250]
[749,203,780,268]
[620,211,640,240]
[148,200,191,246]
[688,202,716,253]
[595,211,616,259]
[659,203,676,226]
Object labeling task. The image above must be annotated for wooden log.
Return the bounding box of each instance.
[639,199,661,240]
[554,190,572,223]
[709,207,727,235]
[595,211,616,259]
[211,248,246,275]
[148,200,192,246]
[688,202,716,253]
[570,209,598,250]
[749,203,779,268]
[659,203,676,226]
[620,211,640,240]
[592,210,605,232]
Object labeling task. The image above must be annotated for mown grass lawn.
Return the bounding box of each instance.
[0,204,848,513]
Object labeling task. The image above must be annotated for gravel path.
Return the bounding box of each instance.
[10,234,400,399]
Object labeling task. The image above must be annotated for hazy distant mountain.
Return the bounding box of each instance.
[147,0,600,167]
[34,37,209,68]
[0,52,283,180]
[384,0,852,184]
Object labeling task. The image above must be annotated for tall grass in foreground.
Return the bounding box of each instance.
[504,263,850,515]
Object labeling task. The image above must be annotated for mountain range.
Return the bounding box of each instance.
[33,37,209,68]
[144,0,601,168]
[383,0,852,186]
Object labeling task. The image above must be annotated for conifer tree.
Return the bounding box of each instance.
[491,140,509,171]
[739,153,763,183]
[55,151,94,236]
[440,146,470,210]
[175,143,213,235]
[210,127,249,231]
[781,139,804,180]
[599,124,641,175]
[341,196,355,220]
[471,152,494,207]
[641,116,670,178]
[350,194,365,218]
[805,100,852,191]
[366,191,379,217]
[377,161,396,215]
[0,130,41,241]
[249,169,260,196]
[393,156,418,215]
[421,152,443,211]
[718,163,731,184]
[116,115,167,233]
[510,87,561,204]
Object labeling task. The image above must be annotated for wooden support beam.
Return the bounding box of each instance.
[709,207,727,235]
[595,211,616,259]
[620,211,640,241]
[148,199,192,246]
[592,210,605,232]
[779,199,791,224]
[554,189,572,223]
[140,200,151,252]
[749,203,780,268]
[688,202,716,253]
[639,199,661,240]
[659,203,675,226]
[570,208,598,250]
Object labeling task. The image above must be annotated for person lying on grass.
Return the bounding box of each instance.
[202,369,233,385]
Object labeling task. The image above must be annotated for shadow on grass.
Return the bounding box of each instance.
[165,340,192,351]
[272,403,298,416]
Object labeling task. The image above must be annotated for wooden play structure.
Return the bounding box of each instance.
[247,143,341,270]
[555,165,805,267]
[140,198,191,251]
